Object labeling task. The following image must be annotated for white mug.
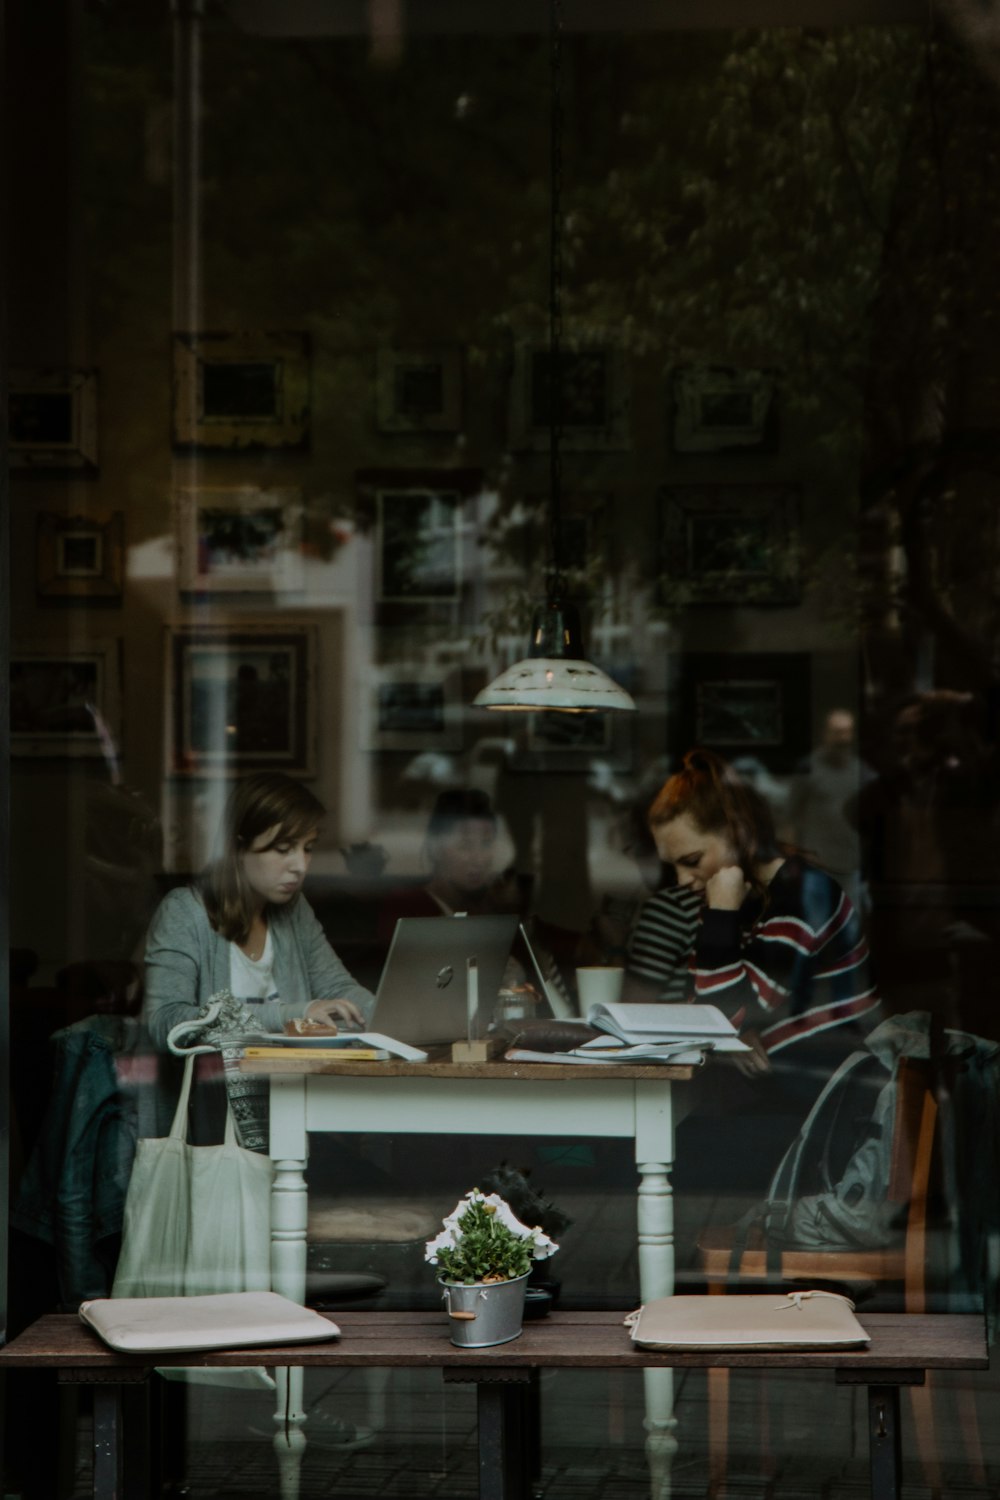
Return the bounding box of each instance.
[575,966,624,1010]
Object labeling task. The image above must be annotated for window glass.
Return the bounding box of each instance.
[6,4,1000,1495]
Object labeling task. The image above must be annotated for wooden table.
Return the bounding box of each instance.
[239,1051,696,1497]
[0,1310,986,1500]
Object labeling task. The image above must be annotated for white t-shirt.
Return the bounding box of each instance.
[229,928,280,1006]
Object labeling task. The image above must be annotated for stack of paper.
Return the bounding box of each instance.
[504,1004,748,1066]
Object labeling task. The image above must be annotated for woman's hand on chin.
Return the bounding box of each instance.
[704,865,748,910]
[304,998,366,1030]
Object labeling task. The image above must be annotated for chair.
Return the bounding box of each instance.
[696,1056,958,1492]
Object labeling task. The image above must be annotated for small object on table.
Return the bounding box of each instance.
[451,1036,506,1063]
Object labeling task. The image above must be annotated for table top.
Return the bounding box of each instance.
[238,1049,696,1081]
[1,1311,987,1374]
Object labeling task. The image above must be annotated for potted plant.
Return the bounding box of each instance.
[425,1189,559,1347]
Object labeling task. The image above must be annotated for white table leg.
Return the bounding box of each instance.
[636,1083,678,1500]
[269,1074,310,1500]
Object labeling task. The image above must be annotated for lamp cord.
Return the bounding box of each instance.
[548,0,565,596]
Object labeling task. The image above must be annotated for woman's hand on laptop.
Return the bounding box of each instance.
[304,998,366,1030]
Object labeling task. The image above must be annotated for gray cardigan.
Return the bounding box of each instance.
[144,885,375,1050]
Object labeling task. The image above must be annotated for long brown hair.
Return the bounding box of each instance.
[199,773,326,942]
[647,747,779,902]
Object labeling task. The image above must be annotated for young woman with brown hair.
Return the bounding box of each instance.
[144,773,375,1050]
[645,747,881,1118]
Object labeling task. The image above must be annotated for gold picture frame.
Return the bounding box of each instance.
[9,368,98,471]
[172,331,310,449]
[36,513,124,602]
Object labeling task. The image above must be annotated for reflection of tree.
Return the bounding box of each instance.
[80,13,1000,695]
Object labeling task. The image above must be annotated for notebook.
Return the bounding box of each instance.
[369,914,520,1046]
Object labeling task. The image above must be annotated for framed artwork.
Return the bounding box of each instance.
[36,513,124,602]
[172,332,310,449]
[376,346,463,432]
[511,704,632,775]
[509,339,629,451]
[365,666,462,751]
[357,468,482,618]
[528,711,612,755]
[671,365,777,453]
[668,652,811,773]
[10,639,121,757]
[658,484,801,606]
[175,486,304,594]
[167,622,316,776]
[9,368,98,471]
[515,493,610,584]
[377,487,462,603]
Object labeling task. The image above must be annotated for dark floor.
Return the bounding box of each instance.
[55,1360,1000,1499]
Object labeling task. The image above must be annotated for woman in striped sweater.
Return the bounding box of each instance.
[647,747,881,1122]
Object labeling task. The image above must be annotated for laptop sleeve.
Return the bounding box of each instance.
[79,1290,340,1353]
[624,1290,870,1350]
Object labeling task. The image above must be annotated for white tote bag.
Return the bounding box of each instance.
[112,1050,276,1386]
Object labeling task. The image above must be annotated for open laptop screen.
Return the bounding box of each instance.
[370,914,520,1046]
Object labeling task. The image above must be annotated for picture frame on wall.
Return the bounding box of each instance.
[171,331,310,450]
[365,666,462,751]
[9,368,98,471]
[658,483,802,606]
[511,702,633,775]
[166,621,316,776]
[10,639,121,757]
[36,513,124,602]
[175,486,304,594]
[509,338,629,452]
[376,346,463,432]
[667,651,811,773]
[376,486,463,603]
[516,493,611,590]
[671,364,777,453]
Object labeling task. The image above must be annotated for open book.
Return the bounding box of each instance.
[587,1003,749,1053]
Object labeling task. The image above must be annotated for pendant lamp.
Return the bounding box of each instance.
[474,0,636,715]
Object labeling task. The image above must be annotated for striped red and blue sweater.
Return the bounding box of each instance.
[693,856,881,1055]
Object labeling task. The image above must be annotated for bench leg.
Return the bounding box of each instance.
[867,1385,902,1500]
[477,1381,528,1500]
[445,1368,531,1500]
[92,1384,123,1500]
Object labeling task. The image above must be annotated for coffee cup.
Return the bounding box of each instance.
[575,966,624,1010]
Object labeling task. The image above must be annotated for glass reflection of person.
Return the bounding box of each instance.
[646,748,881,1125]
[144,772,375,1051]
[376,788,512,943]
[787,707,874,913]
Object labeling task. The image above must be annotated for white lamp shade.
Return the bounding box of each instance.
[473,656,636,713]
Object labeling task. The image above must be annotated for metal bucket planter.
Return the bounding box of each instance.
[440,1272,531,1348]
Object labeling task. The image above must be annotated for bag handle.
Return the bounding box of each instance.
[169,1051,242,1148]
[169,1052,197,1141]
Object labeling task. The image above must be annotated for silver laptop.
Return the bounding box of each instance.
[370,914,520,1046]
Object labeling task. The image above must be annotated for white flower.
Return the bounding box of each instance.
[424,1189,558,1263]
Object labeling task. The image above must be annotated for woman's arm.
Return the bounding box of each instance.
[143,888,207,1051]
[624,887,700,1001]
[693,864,863,1039]
[295,898,377,1027]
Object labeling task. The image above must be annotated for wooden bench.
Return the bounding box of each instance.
[0,1309,987,1500]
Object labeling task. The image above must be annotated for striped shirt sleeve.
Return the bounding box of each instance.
[693,861,880,1052]
[627,887,700,1000]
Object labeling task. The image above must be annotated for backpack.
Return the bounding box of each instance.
[729,1013,938,1276]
